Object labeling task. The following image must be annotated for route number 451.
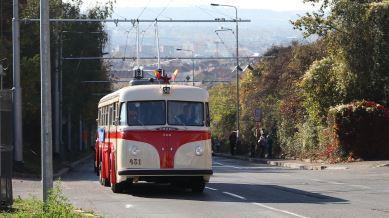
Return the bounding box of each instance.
[129,159,141,165]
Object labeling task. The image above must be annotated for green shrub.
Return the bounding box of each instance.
[1,183,90,218]
[324,100,389,161]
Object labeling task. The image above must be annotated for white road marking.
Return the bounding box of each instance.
[327,181,345,185]
[349,184,371,189]
[125,204,133,209]
[205,187,218,191]
[252,203,309,218]
[222,191,247,200]
[310,179,371,189]
[213,161,266,170]
[213,161,224,166]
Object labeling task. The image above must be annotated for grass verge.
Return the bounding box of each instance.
[0,183,97,217]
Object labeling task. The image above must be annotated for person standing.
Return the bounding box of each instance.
[258,132,268,158]
[267,133,273,158]
[229,131,237,155]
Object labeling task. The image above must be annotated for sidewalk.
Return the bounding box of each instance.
[214,153,389,170]
[13,154,93,179]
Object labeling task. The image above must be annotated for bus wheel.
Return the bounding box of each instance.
[111,182,124,193]
[190,179,205,193]
[99,163,110,187]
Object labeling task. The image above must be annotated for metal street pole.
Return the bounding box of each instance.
[40,0,53,203]
[192,55,195,86]
[12,0,23,163]
[154,20,161,69]
[0,64,4,90]
[211,3,241,147]
[54,32,60,155]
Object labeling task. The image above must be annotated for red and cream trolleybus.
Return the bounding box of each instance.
[95,80,213,193]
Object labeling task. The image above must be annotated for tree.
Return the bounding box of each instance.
[292,0,389,107]
[18,0,113,157]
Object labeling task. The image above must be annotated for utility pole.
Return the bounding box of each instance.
[54,32,60,155]
[0,64,4,90]
[154,20,161,69]
[12,0,23,163]
[211,3,241,148]
[136,21,140,67]
[40,0,53,203]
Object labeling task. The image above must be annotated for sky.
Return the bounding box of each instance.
[80,0,315,12]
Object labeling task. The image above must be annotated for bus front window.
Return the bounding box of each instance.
[168,101,204,126]
[127,101,166,126]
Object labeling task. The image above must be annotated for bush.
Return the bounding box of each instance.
[324,100,389,161]
[1,183,91,217]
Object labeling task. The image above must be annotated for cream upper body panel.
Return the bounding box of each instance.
[98,84,209,107]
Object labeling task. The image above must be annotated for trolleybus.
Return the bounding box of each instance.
[94,79,213,193]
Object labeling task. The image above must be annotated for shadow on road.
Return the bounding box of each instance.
[122,182,347,205]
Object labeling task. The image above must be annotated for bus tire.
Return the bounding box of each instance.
[99,163,110,187]
[190,180,205,193]
[111,182,124,193]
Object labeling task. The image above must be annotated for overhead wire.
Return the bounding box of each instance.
[210,7,235,20]
[136,0,151,19]
[123,26,135,58]
[139,0,172,54]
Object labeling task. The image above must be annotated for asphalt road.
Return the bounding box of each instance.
[12,156,389,218]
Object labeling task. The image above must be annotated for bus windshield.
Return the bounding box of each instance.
[127,101,166,126]
[168,101,204,126]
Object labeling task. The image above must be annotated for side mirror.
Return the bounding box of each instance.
[206,117,211,126]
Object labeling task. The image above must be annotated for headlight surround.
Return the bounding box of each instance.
[195,145,204,156]
[130,145,140,156]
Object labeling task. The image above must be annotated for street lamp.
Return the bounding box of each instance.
[215,27,235,56]
[176,48,195,86]
[211,3,241,148]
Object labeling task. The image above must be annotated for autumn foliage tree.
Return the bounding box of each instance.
[209,0,388,160]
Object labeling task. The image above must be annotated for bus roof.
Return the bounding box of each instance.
[98,84,209,107]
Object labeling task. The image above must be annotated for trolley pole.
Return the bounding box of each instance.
[40,0,53,203]
[12,0,23,163]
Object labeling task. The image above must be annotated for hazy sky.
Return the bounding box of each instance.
[80,0,315,12]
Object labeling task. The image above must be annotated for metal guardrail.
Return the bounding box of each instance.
[0,90,13,208]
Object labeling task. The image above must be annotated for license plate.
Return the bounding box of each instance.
[129,158,142,166]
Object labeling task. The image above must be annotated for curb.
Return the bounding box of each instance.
[214,153,328,170]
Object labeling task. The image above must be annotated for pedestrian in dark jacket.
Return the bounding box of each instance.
[229,132,237,155]
[258,133,268,158]
[267,134,273,158]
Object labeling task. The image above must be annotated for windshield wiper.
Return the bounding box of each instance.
[173,116,188,130]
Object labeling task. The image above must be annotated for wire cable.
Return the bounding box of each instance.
[137,0,151,19]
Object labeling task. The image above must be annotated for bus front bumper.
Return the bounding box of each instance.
[118,168,213,176]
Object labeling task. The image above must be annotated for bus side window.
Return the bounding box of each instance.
[119,102,126,125]
[97,109,100,125]
[111,102,117,126]
[109,105,113,126]
[205,102,210,127]
[104,106,107,126]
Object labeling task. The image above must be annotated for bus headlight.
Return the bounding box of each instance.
[195,146,204,156]
[130,145,140,156]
